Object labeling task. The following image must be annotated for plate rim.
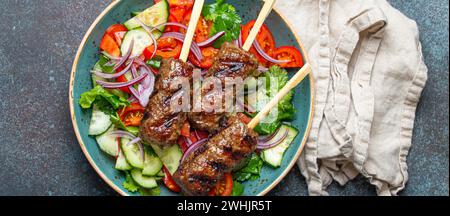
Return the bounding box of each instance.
[69,0,315,196]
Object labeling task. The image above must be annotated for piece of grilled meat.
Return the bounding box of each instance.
[173,117,258,196]
[139,58,193,147]
[188,42,258,133]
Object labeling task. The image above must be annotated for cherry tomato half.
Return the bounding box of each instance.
[241,20,276,67]
[188,47,219,69]
[162,166,182,193]
[168,0,194,8]
[181,121,191,137]
[106,24,128,45]
[119,102,145,127]
[273,46,304,68]
[208,173,233,196]
[100,34,121,57]
[145,37,183,60]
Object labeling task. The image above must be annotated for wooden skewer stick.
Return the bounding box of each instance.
[179,0,205,62]
[247,63,312,129]
[242,0,276,51]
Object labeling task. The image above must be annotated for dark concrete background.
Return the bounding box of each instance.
[0,0,448,196]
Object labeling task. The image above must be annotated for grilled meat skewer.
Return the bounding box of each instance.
[173,116,258,196]
[188,42,258,133]
[139,58,193,147]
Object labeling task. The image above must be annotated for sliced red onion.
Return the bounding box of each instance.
[135,18,158,60]
[197,31,225,47]
[137,77,155,107]
[257,128,289,149]
[181,138,208,163]
[258,127,280,143]
[258,65,269,72]
[101,51,121,60]
[129,86,140,100]
[184,136,193,147]
[253,40,290,64]
[92,59,134,79]
[104,60,117,67]
[154,22,188,31]
[161,32,203,61]
[131,64,138,78]
[128,96,138,103]
[113,39,134,71]
[126,137,141,146]
[96,73,148,89]
[108,130,137,139]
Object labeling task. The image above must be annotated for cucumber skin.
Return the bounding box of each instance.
[150,144,182,175]
[115,150,133,171]
[121,138,144,169]
[130,169,158,189]
[95,126,120,157]
[89,107,112,136]
[260,125,299,168]
[142,147,163,176]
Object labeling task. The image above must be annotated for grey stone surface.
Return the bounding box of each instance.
[0,0,447,196]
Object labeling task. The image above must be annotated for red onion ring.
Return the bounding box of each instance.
[113,39,134,71]
[258,65,269,72]
[108,130,137,139]
[96,73,148,89]
[257,127,289,149]
[129,86,140,100]
[135,18,158,60]
[197,31,225,47]
[181,138,208,163]
[253,40,290,64]
[137,68,156,107]
[92,59,135,79]
[154,22,188,31]
[161,32,203,61]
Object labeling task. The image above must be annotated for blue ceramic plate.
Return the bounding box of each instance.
[70,0,314,196]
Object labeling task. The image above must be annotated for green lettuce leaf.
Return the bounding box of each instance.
[79,85,129,110]
[234,153,263,182]
[123,172,140,193]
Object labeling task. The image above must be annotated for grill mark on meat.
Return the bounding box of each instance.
[215,62,245,77]
[173,117,258,195]
[208,161,228,172]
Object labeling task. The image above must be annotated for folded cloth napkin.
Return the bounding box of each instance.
[275,0,428,196]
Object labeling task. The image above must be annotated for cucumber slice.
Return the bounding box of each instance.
[130,169,158,189]
[121,138,144,169]
[151,144,183,175]
[260,125,299,168]
[120,28,161,58]
[89,106,112,136]
[95,127,119,157]
[124,0,169,31]
[142,147,163,176]
[115,150,133,171]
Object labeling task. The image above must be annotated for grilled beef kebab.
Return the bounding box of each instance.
[173,43,260,195]
[173,116,258,196]
[139,58,194,147]
[188,42,259,133]
[139,42,260,195]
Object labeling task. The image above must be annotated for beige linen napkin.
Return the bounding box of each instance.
[275,0,428,196]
